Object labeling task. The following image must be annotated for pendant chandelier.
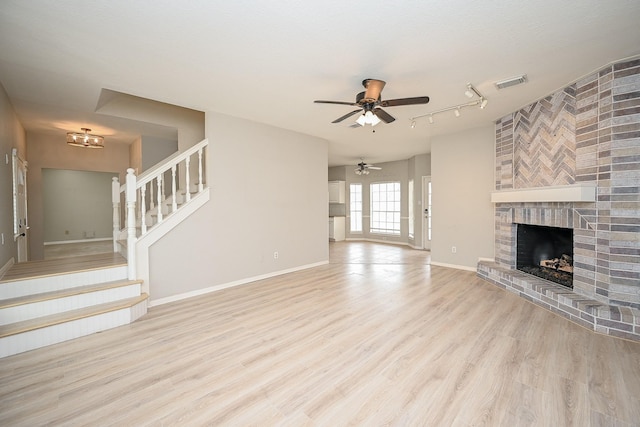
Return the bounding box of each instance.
[66,128,104,149]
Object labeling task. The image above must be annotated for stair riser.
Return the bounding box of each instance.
[0,266,128,299]
[0,284,141,325]
[0,299,147,358]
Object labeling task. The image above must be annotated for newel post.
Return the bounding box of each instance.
[111,177,121,252]
[125,168,137,280]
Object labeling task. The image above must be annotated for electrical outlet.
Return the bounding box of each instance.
[451,246,457,253]
[274,251,279,259]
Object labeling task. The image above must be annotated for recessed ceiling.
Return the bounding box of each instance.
[1,1,639,166]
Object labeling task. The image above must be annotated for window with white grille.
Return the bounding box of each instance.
[350,183,362,233]
[370,182,401,235]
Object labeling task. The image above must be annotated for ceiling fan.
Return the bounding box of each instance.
[355,159,381,175]
[314,79,429,126]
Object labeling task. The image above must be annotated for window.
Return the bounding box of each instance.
[370,182,401,235]
[349,183,362,233]
[408,179,414,239]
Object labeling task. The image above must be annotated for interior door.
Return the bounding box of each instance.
[422,176,431,250]
[12,149,28,262]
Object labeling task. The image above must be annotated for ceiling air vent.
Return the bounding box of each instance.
[495,75,527,90]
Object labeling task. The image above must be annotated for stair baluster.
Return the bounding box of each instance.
[112,177,120,253]
[198,147,204,192]
[185,155,191,202]
[140,185,147,234]
[156,174,163,224]
[171,165,177,213]
[125,168,137,280]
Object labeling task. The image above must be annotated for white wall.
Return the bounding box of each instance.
[42,169,117,242]
[148,112,328,301]
[431,126,494,270]
[141,136,178,171]
[0,83,26,268]
[96,90,204,151]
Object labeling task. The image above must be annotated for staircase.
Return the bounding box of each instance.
[0,253,148,358]
[0,138,209,358]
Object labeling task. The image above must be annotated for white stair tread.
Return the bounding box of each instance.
[0,279,143,309]
[0,293,148,338]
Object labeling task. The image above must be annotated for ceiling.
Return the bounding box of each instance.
[1,1,639,167]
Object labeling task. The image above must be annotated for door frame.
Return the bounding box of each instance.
[12,148,28,262]
[422,175,431,251]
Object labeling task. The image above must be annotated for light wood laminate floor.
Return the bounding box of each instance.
[0,252,126,283]
[1,242,639,426]
[44,240,114,260]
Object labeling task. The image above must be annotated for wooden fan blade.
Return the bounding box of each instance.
[332,109,362,123]
[373,108,395,123]
[380,96,430,107]
[363,79,386,102]
[314,100,359,106]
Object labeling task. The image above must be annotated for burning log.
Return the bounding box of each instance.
[540,254,573,273]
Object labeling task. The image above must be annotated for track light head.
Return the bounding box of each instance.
[454,108,461,117]
[428,115,434,124]
[480,98,488,109]
[411,120,416,129]
[464,84,474,98]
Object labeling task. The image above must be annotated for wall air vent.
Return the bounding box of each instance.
[495,75,527,90]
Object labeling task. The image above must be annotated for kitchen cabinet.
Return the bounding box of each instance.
[328,181,345,203]
[329,216,345,241]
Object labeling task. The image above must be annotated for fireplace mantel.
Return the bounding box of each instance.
[490,184,596,203]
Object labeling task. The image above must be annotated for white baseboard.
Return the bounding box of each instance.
[149,260,329,307]
[0,257,15,280]
[408,243,427,250]
[430,261,477,272]
[344,238,409,246]
[44,238,112,245]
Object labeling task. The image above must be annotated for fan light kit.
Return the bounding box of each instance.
[314,79,430,127]
[410,83,488,126]
[356,110,381,127]
[354,159,381,175]
[67,127,104,148]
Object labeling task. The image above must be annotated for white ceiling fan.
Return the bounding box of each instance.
[355,159,381,175]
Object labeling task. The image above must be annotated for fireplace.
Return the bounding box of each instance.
[477,58,639,341]
[516,224,573,289]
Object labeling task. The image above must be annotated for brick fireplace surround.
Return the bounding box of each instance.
[478,58,640,342]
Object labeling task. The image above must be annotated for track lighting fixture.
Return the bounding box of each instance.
[411,120,416,129]
[409,82,488,127]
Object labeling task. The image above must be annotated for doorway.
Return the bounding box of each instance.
[422,176,431,250]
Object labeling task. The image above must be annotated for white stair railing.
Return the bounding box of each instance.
[112,139,208,279]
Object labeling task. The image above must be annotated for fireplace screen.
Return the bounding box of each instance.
[516,224,573,288]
